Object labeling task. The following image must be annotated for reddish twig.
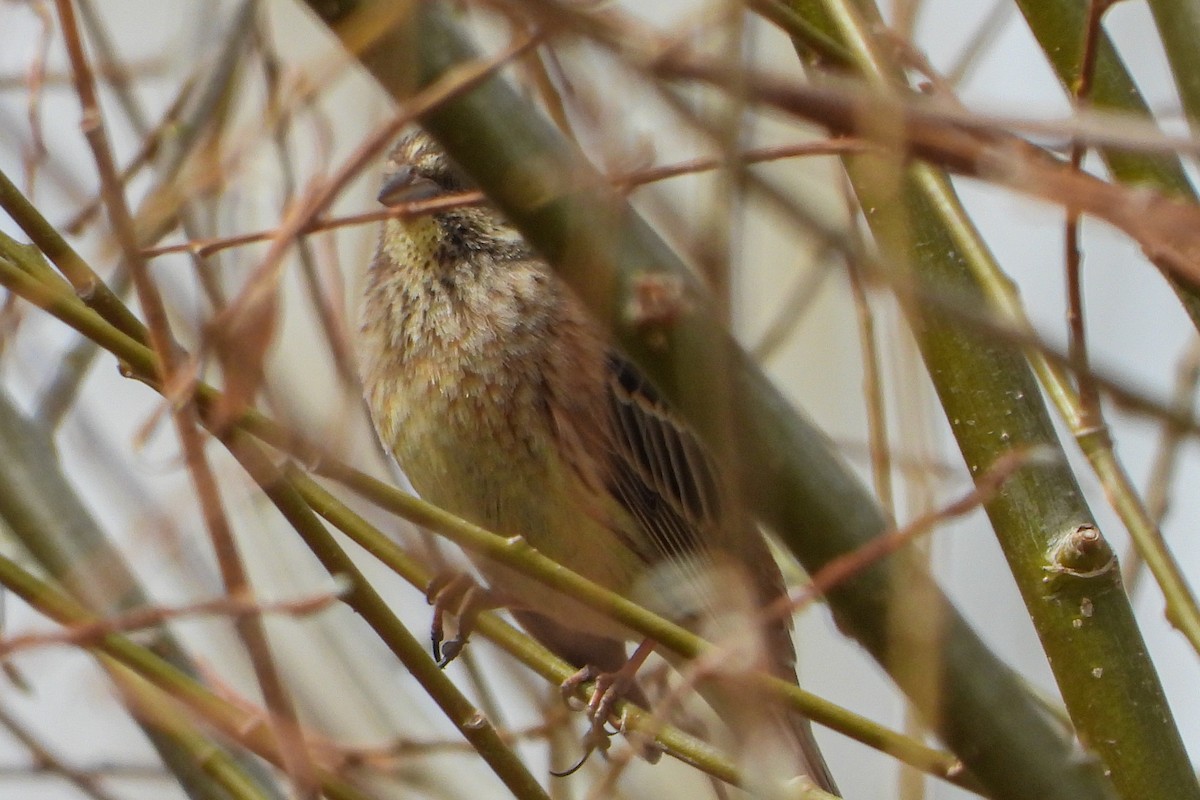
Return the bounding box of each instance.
[52,1,319,794]
[781,448,1038,615]
[0,590,342,658]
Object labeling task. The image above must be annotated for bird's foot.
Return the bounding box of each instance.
[552,640,662,775]
[426,572,493,667]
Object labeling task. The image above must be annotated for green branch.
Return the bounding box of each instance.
[780,1,1196,798]
[0,550,374,800]
[0,204,968,789]
[297,2,1124,798]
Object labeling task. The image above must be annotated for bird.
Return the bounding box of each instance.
[357,130,838,795]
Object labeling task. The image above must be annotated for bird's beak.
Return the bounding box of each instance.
[378,166,441,207]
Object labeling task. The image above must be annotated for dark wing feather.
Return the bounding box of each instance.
[600,354,839,794]
[601,351,797,664]
[602,352,724,566]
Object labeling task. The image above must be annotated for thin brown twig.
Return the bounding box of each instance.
[320,716,570,772]
[0,763,168,780]
[520,40,574,137]
[847,258,894,515]
[202,29,544,428]
[0,590,342,659]
[616,139,871,189]
[51,1,319,796]
[507,0,1200,289]
[254,17,360,390]
[0,703,123,800]
[781,448,1038,615]
[0,59,169,91]
[893,297,940,800]
[945,0,1013,88]
[61,76,198,234]
[212,29,544,330]
[75,0,155,134]
[519,0,1200,155]
[22,1,53,197]
[1124,338,1200,592]
[139,138,865,261]
[1064,0,1114,439]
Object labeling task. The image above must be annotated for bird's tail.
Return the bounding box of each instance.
[778,698,840,796]
[637,551,840,795]
[697,674,840,798]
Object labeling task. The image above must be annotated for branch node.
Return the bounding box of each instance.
[1044,524,1116,582]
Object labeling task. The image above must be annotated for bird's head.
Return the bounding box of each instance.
[378,131,472,207]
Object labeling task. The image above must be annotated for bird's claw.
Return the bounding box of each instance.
[560,664,599,711]
[426,573,489,666]
[435,637,466,668]
[552,664,637,774]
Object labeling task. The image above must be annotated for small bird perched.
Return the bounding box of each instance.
[358,130,838,794]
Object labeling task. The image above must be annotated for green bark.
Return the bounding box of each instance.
[294,1,1133,797]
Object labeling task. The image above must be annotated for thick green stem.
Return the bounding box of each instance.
[1012,0,1200,659]
[0,551,374,800]
[1013,0,1200,326]
[0,389,282,800]
[224,434,553,800]
[296,2,1125,798]
[0,238,967,789]
[781,1,1197,798]
[1144,0,1200,131]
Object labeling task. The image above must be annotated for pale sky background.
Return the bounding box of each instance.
[0,2,1197,799]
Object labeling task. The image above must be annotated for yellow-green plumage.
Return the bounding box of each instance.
[361,210,646,640]
[358,132,838,794]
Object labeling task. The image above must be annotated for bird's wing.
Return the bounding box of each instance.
[599,352,799,665]
[600,352,724,566]
[591,357,839,793]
